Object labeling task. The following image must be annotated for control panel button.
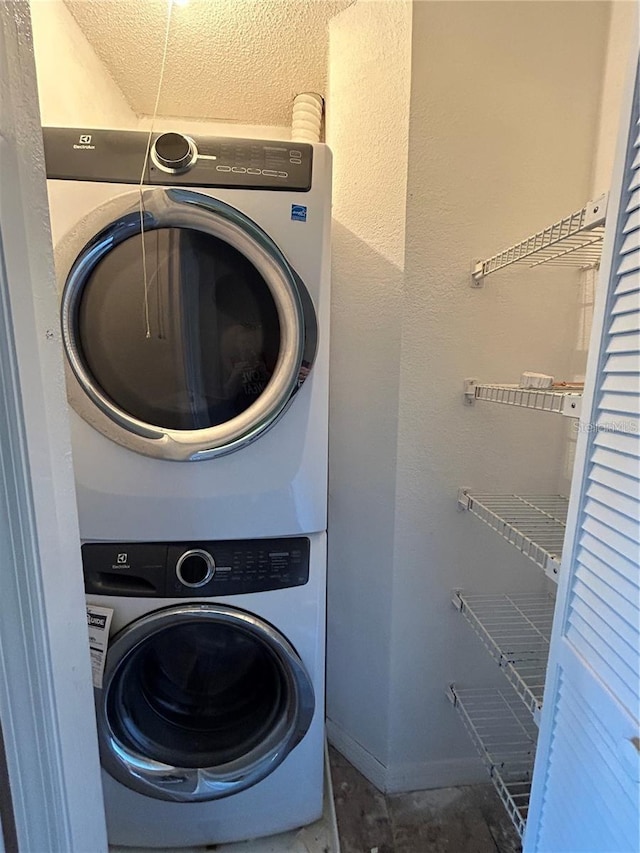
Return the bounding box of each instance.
[175,549,215,587]
[151,132,197,174]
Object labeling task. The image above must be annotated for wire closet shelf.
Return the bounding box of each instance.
[452,591,555,722]
[458,492,569,577]
[472,193,608,285]
[448,685,538,839]
[467,382,583,418]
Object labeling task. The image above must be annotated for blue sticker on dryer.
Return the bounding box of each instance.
[291,205,307,222]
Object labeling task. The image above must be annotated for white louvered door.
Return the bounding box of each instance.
[524,55,640,853]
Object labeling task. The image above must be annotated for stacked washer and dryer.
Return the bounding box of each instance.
[44,129,331,848]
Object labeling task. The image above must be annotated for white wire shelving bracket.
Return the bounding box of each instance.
[471,193,608,287]
[448,684,538,839]
[457,491,569,579]
[452,591,555,724]
[463,378,583,418]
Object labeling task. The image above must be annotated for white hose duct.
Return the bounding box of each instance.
[291,93,324,143]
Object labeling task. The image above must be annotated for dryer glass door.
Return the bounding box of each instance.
[97,604,315,802]
[78,227,281,430]
[58,189,317,461]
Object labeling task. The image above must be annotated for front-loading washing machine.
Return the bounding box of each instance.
[44,128,331,542]
[84,530,326,847]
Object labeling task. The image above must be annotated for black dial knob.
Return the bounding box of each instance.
[176,549,215,587]
[151,132,197,173]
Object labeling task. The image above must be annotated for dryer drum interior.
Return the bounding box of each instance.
[97,604,315,802]
[58,189,318,461]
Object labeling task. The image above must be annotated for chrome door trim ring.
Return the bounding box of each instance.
[56,188,316,461]
[96,603,315,802]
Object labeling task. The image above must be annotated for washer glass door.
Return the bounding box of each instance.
[58,188,317,460]
[97,604,315,802]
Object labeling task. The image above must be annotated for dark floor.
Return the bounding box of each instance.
[329,747,522,853]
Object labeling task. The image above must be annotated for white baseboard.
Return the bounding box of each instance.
[325,719,388,792]
[326,719,488,794]
[385,756,489,794]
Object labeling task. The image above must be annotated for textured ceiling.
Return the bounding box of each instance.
[63,0,354,126]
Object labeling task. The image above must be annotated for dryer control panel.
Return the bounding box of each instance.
[43,127,313,191]
[82,537,310,598]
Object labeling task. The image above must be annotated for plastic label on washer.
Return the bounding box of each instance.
[86,605,114,689]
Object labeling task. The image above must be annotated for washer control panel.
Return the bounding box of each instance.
[82,537,310,598]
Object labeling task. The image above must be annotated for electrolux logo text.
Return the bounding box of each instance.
[73,133,95,150]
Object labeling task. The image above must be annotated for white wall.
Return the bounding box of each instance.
[136,115,292,141]
[328,0,611,791]
[389,0,610,790]
[326,0,412,778]
[30,0,136,128]
[591,0,638,195]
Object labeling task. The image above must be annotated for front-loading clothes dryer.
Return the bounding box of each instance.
[44,129,331,542]
[84,531,326,848]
